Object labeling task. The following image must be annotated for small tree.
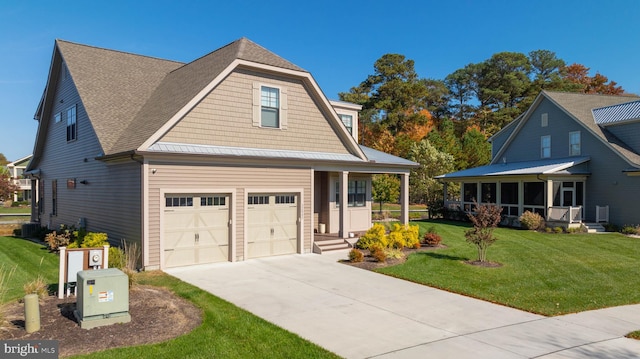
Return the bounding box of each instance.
[0,167,19,202]
[372,174,400,213]
[465,202,502,263]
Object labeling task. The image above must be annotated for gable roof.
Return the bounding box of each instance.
[31,38,370,165]
[492,91,640,168]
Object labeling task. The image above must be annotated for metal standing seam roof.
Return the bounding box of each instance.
[147,142,418,167]
[592,100,640,125]
[435,157,590,179]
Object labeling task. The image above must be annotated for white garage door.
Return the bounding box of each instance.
[164,194,230,268]
[247,193,298,258]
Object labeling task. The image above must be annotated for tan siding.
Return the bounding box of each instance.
[160,69,352,154]
[36,64,142,248]
[147,163,311,267]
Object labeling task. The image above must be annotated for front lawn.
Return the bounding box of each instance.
[0,236,339,358]
[379,220,640,316]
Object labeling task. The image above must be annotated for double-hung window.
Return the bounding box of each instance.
[261,86,279,128]
[335,180,367,207]
[339,114,353,134]
[541,135,551,158]
[569,131,581,156]
[66,105,77,141]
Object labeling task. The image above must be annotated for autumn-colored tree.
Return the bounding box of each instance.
[562,63,624,94]
[0,168,19,201]
[465,202,503,263]
[409,140,455,216]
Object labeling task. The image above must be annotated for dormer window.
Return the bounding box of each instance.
[261,86,279,128]
[339,114,353,135]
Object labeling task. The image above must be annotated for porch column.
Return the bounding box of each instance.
[339,171,349,238]
[545,179,553,220]
[400,173,409,225]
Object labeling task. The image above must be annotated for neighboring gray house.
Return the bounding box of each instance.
[26,38,416,269]
[437,91,640,229]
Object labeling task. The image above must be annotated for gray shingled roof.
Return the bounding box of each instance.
[58,38,306,155]
[436,156,590,180]
[593,100,640,125]
[543,91,640,167]
[57,40,183,155]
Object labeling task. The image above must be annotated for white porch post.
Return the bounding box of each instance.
[400,173,409,225]
[339,171,349,238]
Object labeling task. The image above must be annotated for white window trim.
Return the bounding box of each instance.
[541,135,551,158]
[66,104,77,142]
[252,82,288,129]
[54,112,61,123]
[541,113,548,127]
[569,131,581,156]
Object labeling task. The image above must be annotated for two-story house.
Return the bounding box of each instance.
[6,155,32,203]
[25,38,417,269]
[437,91,640,229]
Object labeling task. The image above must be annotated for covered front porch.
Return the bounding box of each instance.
[437,157,610,229]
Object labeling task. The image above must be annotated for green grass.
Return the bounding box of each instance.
[0,237,58,302]
[0,236,339,359]
[380,220,640,316]
[0,207,31,214]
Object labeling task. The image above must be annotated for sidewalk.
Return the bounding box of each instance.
[166,251,640,358]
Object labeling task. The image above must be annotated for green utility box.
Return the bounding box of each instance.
[74,268,131,329]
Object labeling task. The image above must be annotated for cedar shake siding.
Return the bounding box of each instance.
[160,69,352,155]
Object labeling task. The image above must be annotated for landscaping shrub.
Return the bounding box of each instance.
[519,210,545,230]
[621,225,640,235]
[422,232,442,246]
[387,223,419,249]
[384,248,405,260]
[554,227,563,234]
[44,231,72,251]
[370,245,386,262]
[109,246,127,269]
[348,249,364,263]
[356,223,388,250]
[544,227,552,233]
[12,228,21,237]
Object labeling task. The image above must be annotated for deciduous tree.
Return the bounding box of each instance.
[372,174,400,213]
[409,140,455,217]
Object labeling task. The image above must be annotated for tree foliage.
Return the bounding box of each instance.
[341,49,627,208]
[0,168,19,201]
[465,202,503,263]
[371,174,400,213]
[409,140,455,214]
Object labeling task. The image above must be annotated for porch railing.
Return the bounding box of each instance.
[548,206,582,223]
[595,205,609,223]
[12,178,31,188]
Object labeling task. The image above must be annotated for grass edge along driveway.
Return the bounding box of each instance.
[0,236,339,359]
[379,220,640,316]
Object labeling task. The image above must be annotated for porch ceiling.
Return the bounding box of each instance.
[436,157,590,180]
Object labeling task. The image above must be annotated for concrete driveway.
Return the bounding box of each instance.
[166,251,640,358]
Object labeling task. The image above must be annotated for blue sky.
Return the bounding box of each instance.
[1,0,639,162]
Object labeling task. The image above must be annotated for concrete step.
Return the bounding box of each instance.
[314,237,352,254]
[584,223,606,233]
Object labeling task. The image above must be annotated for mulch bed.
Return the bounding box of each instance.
[341,244,448,270]
[0,285,202,358]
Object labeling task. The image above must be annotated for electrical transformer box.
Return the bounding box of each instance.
[74,268,131,329]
